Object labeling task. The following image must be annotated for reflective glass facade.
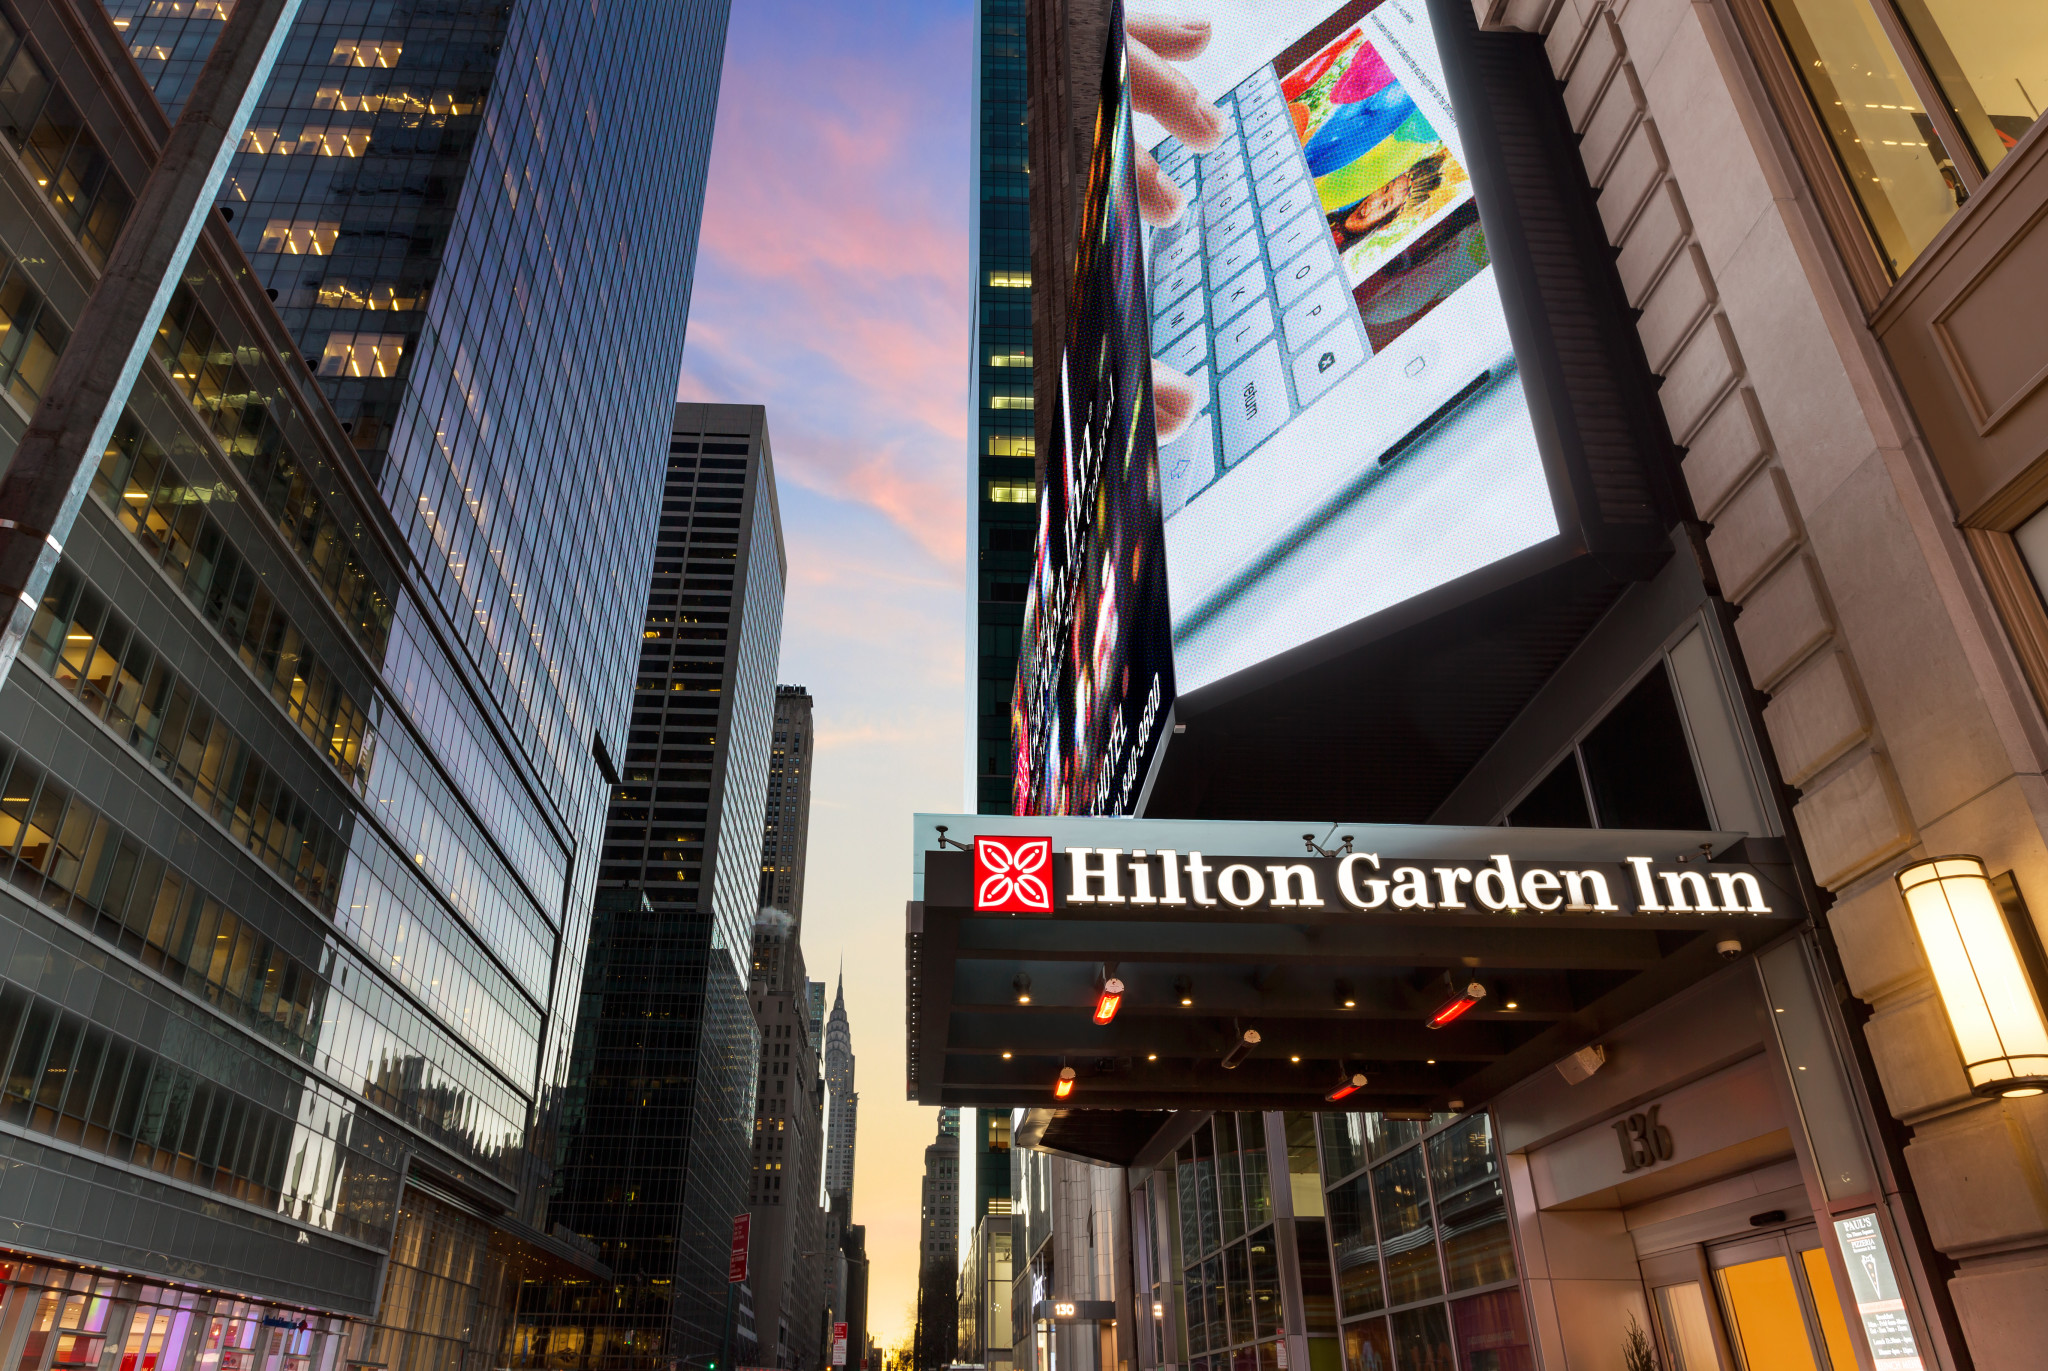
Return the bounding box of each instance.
[1138,1112,1534,1371]
[0,0,729,1365]
[522,405,785,1371]
[968,0,1035,814]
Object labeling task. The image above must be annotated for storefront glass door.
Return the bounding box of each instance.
[1702,1230,1858,1371]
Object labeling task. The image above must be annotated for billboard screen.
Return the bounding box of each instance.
[1011,2,1178,817]
[1136,0,1558,692]
[1015,0,1569,814]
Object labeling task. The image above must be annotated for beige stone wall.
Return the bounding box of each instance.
[1471,0,2048,1356]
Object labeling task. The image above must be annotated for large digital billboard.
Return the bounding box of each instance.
[1135,0,1558,692]
[1015,0,1572,816]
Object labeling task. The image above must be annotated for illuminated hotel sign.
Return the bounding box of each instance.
[970,834,1775,917]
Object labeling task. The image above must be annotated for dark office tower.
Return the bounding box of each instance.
[746,912,828,1371]
[913,1111,961,1371]
[0,5,723,1371]
[967,0,1036,814]
[534,405,787,1371]
[759,686,814,919]
[823,976,859,1220]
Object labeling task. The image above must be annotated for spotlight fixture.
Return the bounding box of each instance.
[1013,972,1033,1006]
[1428,980,1487,1029]
[1221,1027,1261,1070]
[1174,974,1194,1007]
[1095,977,1126,1026]
[1326,1073,1368,1103]
[1054,1066,1076,1099]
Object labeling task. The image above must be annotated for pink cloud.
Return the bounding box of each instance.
[677,11,972,570]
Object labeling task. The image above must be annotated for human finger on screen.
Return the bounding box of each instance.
[1129,13,1218,226]
[1153,359,1199,445]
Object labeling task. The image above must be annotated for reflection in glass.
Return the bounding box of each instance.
[1226,1242,1254,1346]
[1180,1144,1206,1269]
[1654,1282,1720,1371]
[1890,0,2045,175]
[1763,0,1965,273]
[1450,1290,1538,1371]
[1329,1172,1385,1315]
[1219,1113,1248,1244]
[1321,1111,1369,1181]
[1205,1255,1228,1353]
[1389,1302,1454,1371]
[1197,1123,1224,1255]
[1372,1147,1443,1306]
[1343,1318,1393,1371]
[1248,1228,1282,1339]
[1286,1112,1325,1217]
[1241,1111,1274,1227]
[1427,1116,1516,1291]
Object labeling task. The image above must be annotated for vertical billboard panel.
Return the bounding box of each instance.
[1012,4,1178,817]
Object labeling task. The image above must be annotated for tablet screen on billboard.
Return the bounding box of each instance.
[1132,0,1559,691]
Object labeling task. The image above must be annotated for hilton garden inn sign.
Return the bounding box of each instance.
[970,834,1776,919]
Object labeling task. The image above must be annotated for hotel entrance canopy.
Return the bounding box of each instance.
[905,814,1801,1115]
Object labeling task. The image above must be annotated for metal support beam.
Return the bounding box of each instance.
[0,0,303,684]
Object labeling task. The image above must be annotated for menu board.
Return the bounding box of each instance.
[1831,1213,1925,1371]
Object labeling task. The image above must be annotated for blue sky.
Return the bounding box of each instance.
[677,0,977,1342]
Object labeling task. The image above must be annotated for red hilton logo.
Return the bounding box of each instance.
[973,836,1053,912]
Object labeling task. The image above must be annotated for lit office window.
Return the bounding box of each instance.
[987,269,1031,287]
[331,39,403,67]
[986,434,1035,458]
[257,219,339,254]
[985,478,1035,504]
[1760,0,2044,275]
[988,348,1032,367]
[319,332,408,378]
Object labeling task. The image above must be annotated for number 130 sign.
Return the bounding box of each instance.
[1612,1104,1675,1173]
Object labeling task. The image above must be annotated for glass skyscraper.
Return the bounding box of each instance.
[0,3,729,1371]
[522,403,785,1371]
[967,0,1036,815]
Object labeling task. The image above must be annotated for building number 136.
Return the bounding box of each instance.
[1613,1104,1675,1173]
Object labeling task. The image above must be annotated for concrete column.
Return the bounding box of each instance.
[0,0,303,681]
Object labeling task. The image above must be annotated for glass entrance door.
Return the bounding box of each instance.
[1708,1229,1859,1371]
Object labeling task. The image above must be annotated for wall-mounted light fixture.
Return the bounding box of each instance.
[1094,977,1125,1026]
[1896,856,2048,1097]
[1428,980,1487,1029]
[1221,1028,1260,1070]
[1054,1065,1076,1099]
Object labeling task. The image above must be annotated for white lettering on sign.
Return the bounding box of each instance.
[1053,850,1770,915]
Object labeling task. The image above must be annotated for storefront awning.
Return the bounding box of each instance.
[906,815,1803,1114]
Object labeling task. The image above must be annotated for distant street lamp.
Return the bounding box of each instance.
[1895,856,2048,1097]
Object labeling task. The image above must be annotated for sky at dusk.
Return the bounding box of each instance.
[676,0,978,1347]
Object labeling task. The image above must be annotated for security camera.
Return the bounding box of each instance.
[1716,939,1743,960]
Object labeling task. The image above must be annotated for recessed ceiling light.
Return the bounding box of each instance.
[1426,1058,1436,1065]
[1001,1051,1012,1059]
[1504,1001,1519,1010]
[1289,1055,1301,1063]
[1147,1053,1158,1061]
